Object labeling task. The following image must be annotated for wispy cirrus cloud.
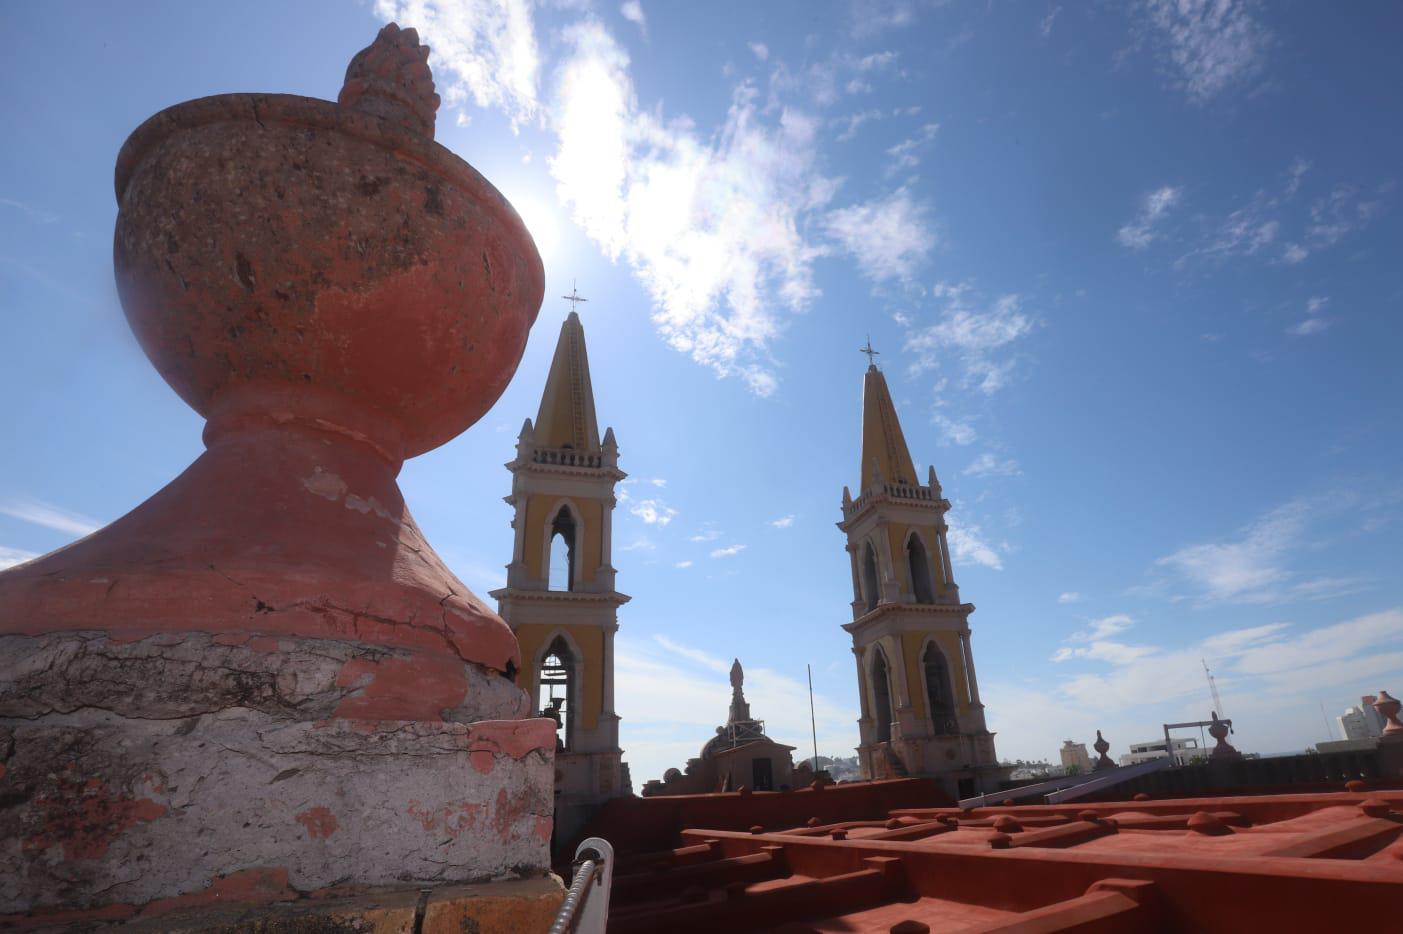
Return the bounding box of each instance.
[376,0,541,127]
[1117,185,1181,250]
[946,518,1004,571]
[769,515,796,528]
[710,543,747,558]
[904,284,1035,395]
[964,452,1021,478]
[0,545,39,570]
[1152,496,1370,606]
[629,498,677,526]
[825,187,935,283]
[1135,0,1273,103]
[1286,295,1332,337]
[0,498,102,538]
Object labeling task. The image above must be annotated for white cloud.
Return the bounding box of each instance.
[549,22,840,397]
[905,288,1034,394]
[1116,185,1181,250]
[0,499,102,538]
[1137,0,1272,103]
[710,544,747,558]
[748,41,769,61]
[376,0,542,127]
[932,412,977,446]
[1154,498,1365,605]
[946,521,1003,571]
[620,537,656,552]
[769,514,796,528]
[0,545,39,570]
[688,526,722,542]
[964,452,1021,478]
[1286,317,1330,337]
[629,498,677,526]
[835,109,883,142]
[649,477,667,487]
[885,122,939,173]
[1058,591,1083,605]
[825,188,935,282]
[619,0,645,32]
[1040,5,1062,38]
[674,560,693,568]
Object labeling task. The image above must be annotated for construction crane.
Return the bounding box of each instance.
[1203,658,1232,735]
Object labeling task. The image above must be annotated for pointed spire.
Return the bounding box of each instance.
[860,365,916,491]
[534,312,600,452]
[518,417,535,442]
[928,464,942,494]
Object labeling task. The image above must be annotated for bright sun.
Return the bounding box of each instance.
[510,191,561,268]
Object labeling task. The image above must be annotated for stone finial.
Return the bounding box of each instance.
[1092,729,1115,770]
[1208,711,1240,758]
[339,23,440,137]
[1374,690,1403,739]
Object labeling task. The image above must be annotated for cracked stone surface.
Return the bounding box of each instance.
[0,632,554,915]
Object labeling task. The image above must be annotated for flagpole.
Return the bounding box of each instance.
[807,664,819,773]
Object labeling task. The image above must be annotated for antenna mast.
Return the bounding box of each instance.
[1203,658,1231,735]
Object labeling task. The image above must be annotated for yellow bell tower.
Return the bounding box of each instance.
[838,357,1004,800]
[493,307,630,842]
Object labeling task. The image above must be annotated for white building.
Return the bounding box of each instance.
[1340,705,1380,741]
[1119,737,1203,767]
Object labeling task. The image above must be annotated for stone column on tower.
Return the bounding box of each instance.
[0,24,561,922]
[492,306,631,852]
[837,356,1007,799]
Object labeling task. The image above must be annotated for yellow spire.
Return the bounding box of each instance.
[534,311,600,451]
[860,364,917,490]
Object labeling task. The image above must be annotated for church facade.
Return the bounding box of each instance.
[838,362,1005,798]
[492,309,631,847]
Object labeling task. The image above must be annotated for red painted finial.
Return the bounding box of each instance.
[1374,690,1403,737]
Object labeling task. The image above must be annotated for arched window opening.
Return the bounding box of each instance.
[908,533,935,604]
[861,543,880,613]
[538,636,576,751]
[548,507,577,592]
[923,641,957,735]
[872,649,893,743]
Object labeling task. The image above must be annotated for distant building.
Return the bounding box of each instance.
[1059,740,1091,773]
[1359,696,1387,736]
[642,659,797,796]
[1316,738,1378,754]
[1119,737,1202,767]
[1339,706,1375,741]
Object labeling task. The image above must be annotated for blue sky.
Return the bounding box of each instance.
[3,1,1402,784]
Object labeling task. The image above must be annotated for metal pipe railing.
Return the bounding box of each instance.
[549,836,614,934]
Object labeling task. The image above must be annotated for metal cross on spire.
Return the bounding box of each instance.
[859,335,880,367]
[562,280,588,314]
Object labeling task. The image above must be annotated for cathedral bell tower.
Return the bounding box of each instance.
[838,357,1003,799]
[492,305,630,844]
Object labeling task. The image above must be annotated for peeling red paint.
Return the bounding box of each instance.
[534,815,553,843]
[466,718,556,760]
[23,775,167,860]
[494,786,539,844]
[469,750,495,774]
[296,806,339,839]
[333,655,467,721]
[138,867,296,919]
[407,799,482,837]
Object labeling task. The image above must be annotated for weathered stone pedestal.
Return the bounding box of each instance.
[0,24,560,926]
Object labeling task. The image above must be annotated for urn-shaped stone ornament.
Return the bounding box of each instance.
[0,24,556,917]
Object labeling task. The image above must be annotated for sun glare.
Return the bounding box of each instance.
[511,191,562,267]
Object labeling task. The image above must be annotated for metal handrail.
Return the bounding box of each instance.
[549,837,614,934]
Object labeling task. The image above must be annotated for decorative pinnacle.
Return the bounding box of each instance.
[563,280,588,315]
[339,23,440,138]
[860,335,880,367]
